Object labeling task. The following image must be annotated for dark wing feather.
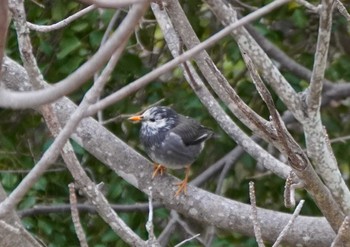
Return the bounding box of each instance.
[171,115,213,146]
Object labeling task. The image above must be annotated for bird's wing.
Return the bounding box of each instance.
[171,116,213,146]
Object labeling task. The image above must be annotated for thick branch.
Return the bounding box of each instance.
[0,2,149,109]
[1,56,336,247]
[242,52,345,231]
[0,184,42,247]
[152,2,290,178]
[205,0,304,121]
[86,0,293,116]
[303,0,350,215]
[162,0,278,145]
[307,0,334,116]
[0,2,148,216]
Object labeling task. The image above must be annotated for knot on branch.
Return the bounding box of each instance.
[288,152,308,171]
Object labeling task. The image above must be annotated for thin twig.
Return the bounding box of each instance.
[242,51,345,230]
[27,5,96,32]
[0,2,150,109]
[86,0,292,115]
[157,211,178,246]
[241,51,307,171]
[102,98,165,125]
[145,186,158,245]
[2,56,339,246]
[174,234,201,247]
[78,0,144,8]
[0,2,148,217]
[249,181,265,247]
[69,183,89,247]
[1,0,288,109]
[284,171,304,208]
[330,135,350,144]
[95,9,121,123]
[150,1,291,182]
[295,0,320,12]
[42,40,149,246]
[272,200,305,247]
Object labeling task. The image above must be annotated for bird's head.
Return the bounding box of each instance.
[128,106,178,133]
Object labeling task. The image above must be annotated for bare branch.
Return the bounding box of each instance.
[171,211,204,245]
[69,184,89,247]
[151,2,290,178]
[86,0,292,115]
[158,1,290,151]
[0,2,149,109]
[45,91,147,246]
[336,0,350,22]
[284,172,304,208]
[157,212,178,246]
[295,0,320,12]
[27,5,97,32]
[307,0,335,116]
[241,52,345,231]
[0,12,139,216]
[190,143,252,186]
[241,52,307,170]
[145,187,160,246]
[272,200,305,247]
[2,57,339,247]
[0,0,8,72]
[163,0,281,148]
[331,216,350,247]
[249,181,265,247]
[246,24,350,107]
[64,143,147,246]
[175,234,201,247]
[9,0,44,89]
[330,135,350,144]
[205,0,304,121]
[18,202,162,218]
[78,0,146,8]
[0,183,42,247]
[303,0,350,215]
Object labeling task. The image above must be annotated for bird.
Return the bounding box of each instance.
[128,106,214,196]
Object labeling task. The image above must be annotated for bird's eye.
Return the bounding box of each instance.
[149,118,156,122]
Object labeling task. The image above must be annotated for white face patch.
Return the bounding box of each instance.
[142,118,168,135]
[141,107,175,136]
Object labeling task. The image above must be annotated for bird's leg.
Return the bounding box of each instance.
[152,163,167,179]
[175,165,190,196]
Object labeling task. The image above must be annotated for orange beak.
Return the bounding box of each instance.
[128,115,143,122]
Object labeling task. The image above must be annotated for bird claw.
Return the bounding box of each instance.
[174,165,190,197]
[152,164,166,179]
[175,180,188,196]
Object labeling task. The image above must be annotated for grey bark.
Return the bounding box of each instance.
[0,56,336,246]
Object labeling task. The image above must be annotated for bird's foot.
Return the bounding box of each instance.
[152,164,167,179]
[175,179,188,196]
[174,165,191,197]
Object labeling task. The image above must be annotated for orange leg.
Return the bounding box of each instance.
[175,165,190,196]
[152,164,167,179]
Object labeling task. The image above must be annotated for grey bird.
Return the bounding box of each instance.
[128,106,214,195]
